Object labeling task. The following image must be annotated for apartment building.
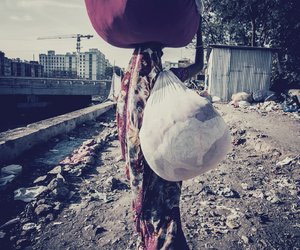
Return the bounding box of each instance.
[39,49,109,80]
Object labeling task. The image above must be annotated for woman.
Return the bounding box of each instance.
[117,19,203,250]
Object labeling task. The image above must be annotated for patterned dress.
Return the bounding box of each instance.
[117,47,189,250]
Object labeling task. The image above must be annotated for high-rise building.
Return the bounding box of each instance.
[39,49,110,80]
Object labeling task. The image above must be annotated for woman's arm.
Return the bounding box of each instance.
[185,16,204,79]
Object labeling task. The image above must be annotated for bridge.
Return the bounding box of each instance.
[0,77,111,96]
[0,77,112,110]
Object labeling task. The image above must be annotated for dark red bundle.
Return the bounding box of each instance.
[85,0,200,48]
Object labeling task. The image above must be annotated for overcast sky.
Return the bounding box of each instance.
[0,0,195,68]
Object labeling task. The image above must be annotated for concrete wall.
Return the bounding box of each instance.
[0,102,115,164]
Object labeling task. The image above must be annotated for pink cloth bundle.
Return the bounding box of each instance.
[85,0,200,48]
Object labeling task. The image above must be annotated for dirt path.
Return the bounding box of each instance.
[0,105,299,250]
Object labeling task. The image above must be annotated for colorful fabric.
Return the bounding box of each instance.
[117,47,189,250]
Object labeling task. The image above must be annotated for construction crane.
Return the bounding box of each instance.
[37,34,93,53]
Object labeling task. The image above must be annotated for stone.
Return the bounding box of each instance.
[46,214,54,222]
[218,187,240,198]
[1,164,22,176]
[276,157,295,167]
[33,175,47,184]
[104,177,128,191]
[22,223,37,231]
[14,186,48,202]
[48,176,69,200]
[48,166,62,175]
[34,204,52,216]
[53,202,62,211]
[241,235,250,244]
[226,214,241,229]
[267,193,282,204]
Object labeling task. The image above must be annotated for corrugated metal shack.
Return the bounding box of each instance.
[206,45,273,101]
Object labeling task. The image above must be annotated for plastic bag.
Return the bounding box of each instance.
[140,70,231,181]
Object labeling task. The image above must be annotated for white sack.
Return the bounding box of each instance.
[140,70,231,182]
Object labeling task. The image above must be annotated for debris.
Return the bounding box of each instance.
[22,223,37,231]
[226,213,241,229]
[53,222,63,226]
[212,96,221,103]
[238,101,251,108]
[276,156,295,166]
[48,166,62,175]
[34,204,52,216]
[14,186,47,202]
[218,187,240,198]
[241,235,250,244]
[33,175,47,184]
[252,90,266,102]
[47,176,69,201]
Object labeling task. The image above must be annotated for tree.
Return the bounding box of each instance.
[200,0,300,84]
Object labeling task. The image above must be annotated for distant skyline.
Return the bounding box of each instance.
[0,0,195,68]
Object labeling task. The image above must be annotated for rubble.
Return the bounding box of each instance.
[34,204,52,216]
[33,175,47,184]
[22,223,37,232]
[14,186,47,202]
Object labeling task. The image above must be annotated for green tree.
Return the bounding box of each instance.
[201,0,300,84]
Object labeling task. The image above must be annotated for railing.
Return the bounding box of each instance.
[0,77,111,86]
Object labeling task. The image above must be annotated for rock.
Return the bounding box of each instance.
[232,138,246,146]
[250,190,264,199]
[276,157,295,167]
[22,223,37,231]
[48,166,62,175]
[33,175,47,184]
[47,176,69,200]
[218,187,240,198]
[14,186,48,202]
[34,204,52,216]
[53,202,62,211]
[239,101,251,108]
[267,193,282,204]
[82,225,94,240]
[226,213,241,229]
[1,164,22,176]
[241,235,250,244]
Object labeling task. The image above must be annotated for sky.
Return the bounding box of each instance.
[0,0,196,68]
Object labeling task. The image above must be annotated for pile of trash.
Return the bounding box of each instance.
[229,89,300,116]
